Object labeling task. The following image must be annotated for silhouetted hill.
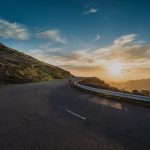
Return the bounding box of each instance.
[79,77,150,96]
[111,79,150,92]
[79,77,121,92]
[0,43,71,86]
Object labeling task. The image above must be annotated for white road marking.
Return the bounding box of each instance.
[65,109,86,120]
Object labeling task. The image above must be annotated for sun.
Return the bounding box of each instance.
[108,62,123,76]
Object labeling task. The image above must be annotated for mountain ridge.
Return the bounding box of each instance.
[111,78,150,92]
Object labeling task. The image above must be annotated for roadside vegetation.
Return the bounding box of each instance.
[79,77,150,96]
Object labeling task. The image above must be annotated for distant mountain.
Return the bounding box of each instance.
[79,77,121,92]
[0,42,71,86]
[111,79,150,92]
[80,77,150,96]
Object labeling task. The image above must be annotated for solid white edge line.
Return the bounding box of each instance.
[65,109,86,120]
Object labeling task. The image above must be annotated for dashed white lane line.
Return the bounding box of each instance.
[65,109,86,120]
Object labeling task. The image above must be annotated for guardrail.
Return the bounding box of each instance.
[74,81,150,103]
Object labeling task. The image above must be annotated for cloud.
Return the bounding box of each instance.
[133,68,150,73]
[27,47,95,68]
[113,34,137,46]
[29,34,150,66]
[93,34,101,42]
[93,34,150,63]
[27,34,150,78]
[0,19,29,40]
[60,65,104,72]
[54,50,94,63]
[36,30,67,44]
[38,43,66,52]
[59,64,106,78]
[0,18,67,44]
[84,8,98,14]
[31,34,150,65]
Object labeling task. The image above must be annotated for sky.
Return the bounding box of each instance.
[0,0,150,82]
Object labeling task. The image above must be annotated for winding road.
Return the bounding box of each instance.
[0,79,150,150]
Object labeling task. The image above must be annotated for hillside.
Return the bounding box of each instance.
[0,42,71,86]
[111,79,150,92]
[79,77,150,96]
[79,77,122,92]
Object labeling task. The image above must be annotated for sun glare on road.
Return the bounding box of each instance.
[108,62,123,76]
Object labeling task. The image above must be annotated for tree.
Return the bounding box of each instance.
[132,90,141,95]
[141,90,150,96]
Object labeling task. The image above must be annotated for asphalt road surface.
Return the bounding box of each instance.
[0,79,150,150]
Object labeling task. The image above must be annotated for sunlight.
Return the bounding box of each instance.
[108,62,123,76]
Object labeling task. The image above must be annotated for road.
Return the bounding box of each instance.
[0,79,150,150]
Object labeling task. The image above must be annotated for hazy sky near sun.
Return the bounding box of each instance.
[0,0,150,82]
